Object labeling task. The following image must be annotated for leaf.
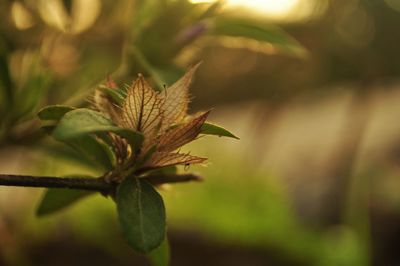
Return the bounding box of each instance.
[116,177,166,253]
[36,188,95,216]
[66,135,115,171]
[112,128,144,153]
[39,141,114,171]
[53,108,143,150]
[92,89,123,123]
[97,86,125,106]
[53,108,116,139]
[201,122,239,139]
[40,124,115,171]
[38,105,75,122]
[159,63,200,132]
[148,237,170,266]
[97,137,117,167]
[121,75,163,139]
[158,111,210,152]
[210,18,307,57]
[146,152,207,169]
[97,75,126,107]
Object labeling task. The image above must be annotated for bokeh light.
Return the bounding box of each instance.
[190,0,325,22]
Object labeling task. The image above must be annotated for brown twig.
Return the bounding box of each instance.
[0,174,112,192]
[146,173,203,185]
[0,173,202,193]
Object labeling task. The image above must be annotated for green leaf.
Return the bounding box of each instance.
[39,142,114,172]
[53,108,144,149]
[39,124,114,171]
[53,108,117,139]
[210,18,307,57]
[98,86,126,106]
[148,237,170,266]
[201,122,239,139]
[36,188,95,216]
[66,135,115,171]
[49,108,143,170]
[38,105,75,122]
[97,137,117,168]
[116,177,166,253]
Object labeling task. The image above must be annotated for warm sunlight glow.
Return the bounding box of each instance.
[229,0,298,17]
[191,0,300,19]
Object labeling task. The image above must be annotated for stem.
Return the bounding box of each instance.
[0,174,111,192]
[146,173,203,185]
[0,173,202,193]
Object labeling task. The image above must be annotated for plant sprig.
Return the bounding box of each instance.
[34,64,238,258]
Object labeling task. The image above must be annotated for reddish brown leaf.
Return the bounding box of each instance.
[121,74,163,140]
[146,152,207,169]
[159,63,201,132]
[157,111,210,152]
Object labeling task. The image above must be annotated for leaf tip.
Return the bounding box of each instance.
[191,61,203,71]
[203,109,212,118]
[232,134,240,140]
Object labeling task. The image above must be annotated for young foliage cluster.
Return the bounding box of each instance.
[37,65,237,259]
[0,1,304,264]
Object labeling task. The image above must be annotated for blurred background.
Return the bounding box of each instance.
[1,0,400,265]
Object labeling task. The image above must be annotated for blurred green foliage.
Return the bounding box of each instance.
[0,1,307,265]
[0,0,303,151]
